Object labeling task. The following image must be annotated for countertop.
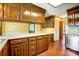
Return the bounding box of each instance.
[0,32,54,51]
[63,33,79,36]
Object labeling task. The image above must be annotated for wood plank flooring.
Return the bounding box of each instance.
[37,41,79,56]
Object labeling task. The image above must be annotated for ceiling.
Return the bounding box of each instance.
[33,3,79,18]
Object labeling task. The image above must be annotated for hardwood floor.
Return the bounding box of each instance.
[37,40,79,56]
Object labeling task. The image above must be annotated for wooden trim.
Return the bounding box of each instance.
[31,3,46,13]
[2,19,43,24]
[0,20,2,35]
[67,5,79,12]
[45,15,54,19]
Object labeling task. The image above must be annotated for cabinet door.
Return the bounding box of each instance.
[4,3,19,20]
[75,10,79,25]
[29,45,36,56]
[10,43,28,56]
[20,43,28,56]
[20,4,31,21]
[0,42,8,56]
[42,39,49,50]
[0,50,2,56]
[37,37,49,54]
[68,14,74,26]
[11,45,20,56]
[37,39,44,54]
[40,13,45,23]
[31,7,41,23]
[0,3,3,19]
[2,43,8,56]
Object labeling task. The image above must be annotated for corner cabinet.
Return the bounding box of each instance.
[67,6,79,26]
[4,3,19,20]
[43,16,54,28]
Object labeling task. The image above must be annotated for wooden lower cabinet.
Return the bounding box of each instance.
[49,34,54,42]
[10,43,28,56]
[0,50,2,56]
[29,45,36,56]
[29,37,36,56]
[37,35,49,54]
[9,35,49,56]
[0,42,8,56]
[20,43,28,56]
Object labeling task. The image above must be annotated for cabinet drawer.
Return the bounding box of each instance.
[37,36,44,40]
[29,37,36,42]
[10,39,21,45]
[21,38,28,43]
[44,35,49,38]
[29,41,36,45]
[29,45,36,56]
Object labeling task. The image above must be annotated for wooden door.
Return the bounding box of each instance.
[0,3,3,19]
[20,4,31,22]
[4,3,19,20]
[59,21,63,41]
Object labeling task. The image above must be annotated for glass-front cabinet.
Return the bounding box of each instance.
[67,6,79,26]
[4,3,19,20]
[30,5,45,23]
[31,7,40,23]
[74,10,79,26]
[20,4,31,22]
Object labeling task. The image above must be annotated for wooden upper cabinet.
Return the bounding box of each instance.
[40,12,45,23]
[4,3,19,20]
[67,6,79,26]
[30,4,45,23]
[74,10,79,25]
[31,7,40,23]
[43,16,54,28]
[0,3,3,19]
[20,4,31,22]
